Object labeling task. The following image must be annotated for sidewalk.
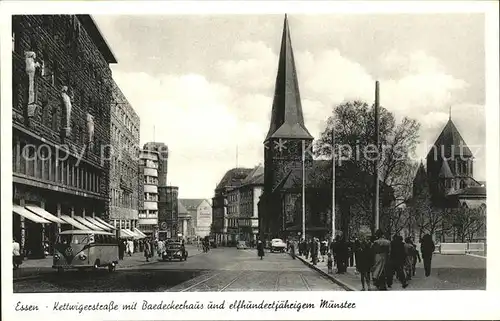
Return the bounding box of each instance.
[296,253,486,291]
[13,245,199,281]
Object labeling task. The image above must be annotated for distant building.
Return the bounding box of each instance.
[423,115,486,209]
[212,168,253,245]
[179,199,213,238]
[109,82,140,231]
[177,200,192,239]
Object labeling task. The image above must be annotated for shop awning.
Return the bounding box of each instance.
[133,228,147,238]
[60,215,88,230]
[120,229,135,238]
[94,216,117,230]
[84,217,112,231]
[13,205,50,224]
[73,216,104,231]
[125,229,139,238]
[25,206,65,224]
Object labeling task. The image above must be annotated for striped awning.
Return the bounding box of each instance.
[73,216,104,231]
[133,228,147,238]
[120,229,135,238]
[60,215,88,230]
[25,206,64,224]
[84,217,112,231]
[13,205,50,224]
[94,216,117,230]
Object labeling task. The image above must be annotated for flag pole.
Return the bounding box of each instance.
[302,139,306,239]
[373,81,381,234]
[331,120,336,242]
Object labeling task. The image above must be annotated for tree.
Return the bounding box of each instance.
[314,101,421,232]
[451,207,486,243]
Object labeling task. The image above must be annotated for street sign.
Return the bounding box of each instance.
[160,222,167,229]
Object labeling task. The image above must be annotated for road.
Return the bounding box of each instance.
[13,247,345,292]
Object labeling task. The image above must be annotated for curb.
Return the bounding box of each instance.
[295,255,357,291]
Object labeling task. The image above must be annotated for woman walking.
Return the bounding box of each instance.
[421,234,436,277]
[144,240,151,262]
[371,229,391,290]
[403,237,416,281]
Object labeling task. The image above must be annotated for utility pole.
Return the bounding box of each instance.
[302,140,306,239]
[331,121,336,242]
[373,81,380,235]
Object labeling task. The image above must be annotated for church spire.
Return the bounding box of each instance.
[265,14,313,141]
[449,105,451,120]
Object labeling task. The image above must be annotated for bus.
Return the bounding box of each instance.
[52,230,119,273]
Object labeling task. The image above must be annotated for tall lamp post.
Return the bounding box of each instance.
[301,140,306,239]
[331,119,336,242]
[372,81,381,235]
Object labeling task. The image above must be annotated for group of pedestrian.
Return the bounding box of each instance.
[363,230,434,291]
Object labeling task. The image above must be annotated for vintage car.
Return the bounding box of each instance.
[236,241,249,250]
[270,238,286,253]
[161,242,188,261]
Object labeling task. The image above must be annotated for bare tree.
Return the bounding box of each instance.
[452,208,486,243]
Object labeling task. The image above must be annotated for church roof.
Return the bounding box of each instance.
[265,15,313,141]
[439,160,454,178]
[427,118,473,160]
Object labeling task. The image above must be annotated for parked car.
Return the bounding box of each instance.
[236,241,248,249]
[270,238,286,253]
[161,242,188,261]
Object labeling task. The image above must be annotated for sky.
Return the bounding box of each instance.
[93,14,486,199]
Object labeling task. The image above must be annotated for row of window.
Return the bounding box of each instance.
[111,157,137,178]
[227,218,238,228]
[13,141,101,193]
[111,123,139,157]
[112,103,139,140]
[444,179,468,190]
[112,219,138,230]
[138,210,158,219]
[228,193,239,202]
[143,176,158,185]
[111,188,135,208]
[144,192,158,202]
[140,159,158,169]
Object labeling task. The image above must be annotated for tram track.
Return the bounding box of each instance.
[299,273,311,291]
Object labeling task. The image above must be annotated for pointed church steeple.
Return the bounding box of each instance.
[427,118,473,159]
[265,15,313,141]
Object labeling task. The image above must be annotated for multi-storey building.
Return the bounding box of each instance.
[109,81,140,230]
[212,168,252,245]
[158,185,179,238]
[138,149,159,235]
[12,15,116,257]
[179,199,213,238]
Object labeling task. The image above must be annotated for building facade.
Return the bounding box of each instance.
[12,15,117,257]
[158,185,179,238]
[109,81,140,230]
[138,149,159,235]
[179,199,213,238]
[212,168,252,245]
[237,165,264,242]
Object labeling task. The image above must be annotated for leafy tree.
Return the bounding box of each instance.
[314,101,421,233]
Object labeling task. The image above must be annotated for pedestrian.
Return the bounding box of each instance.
[298,239,304,256]
[336,236,349,274]
[144,240,151,262]
[304,239,310,260]
[310,238,319,265]
[421,234,436,277]
[257,240,265,260]
[327,252,333,274]
[330,236,339,268]
[320,239,328,262]
[347,238,355,267]
[356,235,373,291]
[13,238,22,269]
[371,229,391,290]
[404,237,417,281]
[290,240,296,259]
[389,235,408,289]
[410,237,421,277]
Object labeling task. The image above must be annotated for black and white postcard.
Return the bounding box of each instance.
[1,1,499,320]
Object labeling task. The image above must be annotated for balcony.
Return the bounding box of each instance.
[143,201,158,210]
[144,168,158,177]
[143,185,158,193]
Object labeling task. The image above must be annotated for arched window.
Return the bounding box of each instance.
[479,203,486,215]
[460,180,466,189]
[462,202,468,208]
